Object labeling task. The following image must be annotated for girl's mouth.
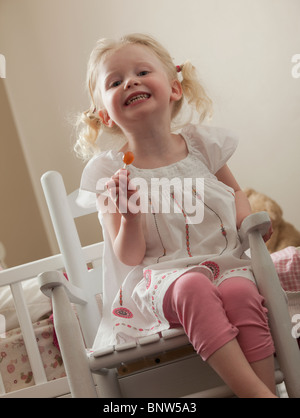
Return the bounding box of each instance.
[125,93,151,106]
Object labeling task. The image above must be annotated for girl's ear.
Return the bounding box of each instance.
[170,79,183,102]
[98,109,115,128]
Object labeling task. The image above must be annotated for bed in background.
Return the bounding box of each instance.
[0,274,67,396]
[271,246,300,344]
[0,245,70,397]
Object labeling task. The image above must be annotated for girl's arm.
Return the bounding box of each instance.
[215,164,252,229]
[215,165,273,242]
[103,211,146,266]
[98,169,146,266]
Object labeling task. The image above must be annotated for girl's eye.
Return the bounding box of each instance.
[138,70,149,76]
[110,80,122,88]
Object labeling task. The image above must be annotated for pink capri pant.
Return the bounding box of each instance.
[163,272,275,362]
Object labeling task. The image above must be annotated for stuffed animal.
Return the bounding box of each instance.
[244,188,300,253]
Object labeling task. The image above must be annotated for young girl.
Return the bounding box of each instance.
[76,33,276,398]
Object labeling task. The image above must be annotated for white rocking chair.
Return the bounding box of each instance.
[38,171,300,398]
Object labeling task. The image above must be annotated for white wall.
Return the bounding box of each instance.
[0,0,299,253]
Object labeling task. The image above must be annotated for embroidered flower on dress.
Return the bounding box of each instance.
[112,307,134,319]
[201,261,220,279]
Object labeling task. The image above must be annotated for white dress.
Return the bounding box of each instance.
[78,124,254,349]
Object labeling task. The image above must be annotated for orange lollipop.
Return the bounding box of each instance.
[122,151,134,168]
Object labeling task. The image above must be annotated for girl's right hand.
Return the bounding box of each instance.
[105,169,140,220]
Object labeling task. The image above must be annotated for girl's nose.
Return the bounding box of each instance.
[124,77,140,90]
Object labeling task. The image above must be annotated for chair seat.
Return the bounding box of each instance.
[88,328,190,372]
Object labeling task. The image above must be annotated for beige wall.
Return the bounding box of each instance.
[0,82,51,266]
[0,0,299,265]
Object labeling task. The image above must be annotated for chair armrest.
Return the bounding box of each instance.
[38,270,97,397]
[242,212,300,396]
[238,211,271,251]
[38,270,87,305]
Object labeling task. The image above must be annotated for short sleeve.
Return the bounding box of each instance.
[76,150,123,208]
[181,124,239,174]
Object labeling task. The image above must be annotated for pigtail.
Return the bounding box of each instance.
[180,61,213,122]
[74,105,123,160]
[74,107,102,160]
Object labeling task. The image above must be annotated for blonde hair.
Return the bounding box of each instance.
[74,33,212,160]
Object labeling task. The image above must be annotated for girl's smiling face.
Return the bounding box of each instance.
[97,44,182,130]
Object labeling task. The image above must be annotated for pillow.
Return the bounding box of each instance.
[271,246,300,292]
[0,276,52,333]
